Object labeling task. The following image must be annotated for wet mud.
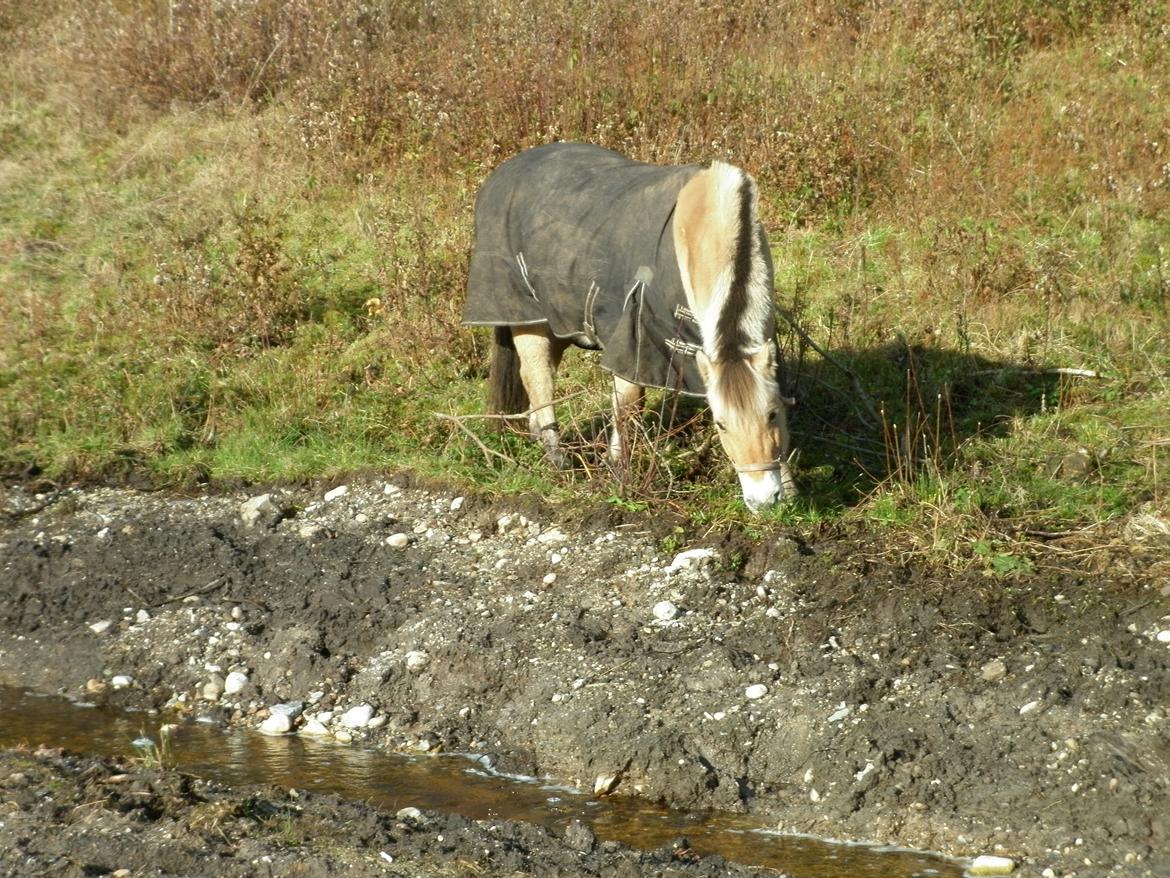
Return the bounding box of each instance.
[2,478,1168,877]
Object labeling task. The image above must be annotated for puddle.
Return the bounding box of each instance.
[0,687,966,877]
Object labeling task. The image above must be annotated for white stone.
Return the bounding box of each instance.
[450,497,465,512]
[111,675,133,689]
[666,547,717,573]
[339,703,374,728]
[543,572,557,585]
[550,551,563,564]
[981,659,1007,682]
[298,523,326,539]
[299,718,330,736]
[89,620,113,635]
[333,729,353,743]
[135,609,150,624]
[405,650,429,672]
[537,528,567,544]
[201,679,223,701]
[367,714,387,730]
[239,493,278,527]
[968,854,1017,875]
[828,705,851,722]
[223,671,249,695]
[323,485,349,502]
[314,711,334,724]
[396,806,423,821]
[653,601,680,622]
[386,533,410,548]
[354,513,369,524]
[1156,630,1170,644]
[258,712,292,735]
[745,684,769,700]
[383,483,401,496]
[1019,700,1041,715]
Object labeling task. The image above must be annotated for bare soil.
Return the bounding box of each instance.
[2,477,1168,877]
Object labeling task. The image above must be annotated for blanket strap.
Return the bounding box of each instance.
[734,460,784,474]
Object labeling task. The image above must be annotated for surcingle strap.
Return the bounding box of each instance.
[665,337,702,357]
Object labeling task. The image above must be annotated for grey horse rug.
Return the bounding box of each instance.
[463,143,713,396]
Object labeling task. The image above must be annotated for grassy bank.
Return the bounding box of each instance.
[2,0,1168,573]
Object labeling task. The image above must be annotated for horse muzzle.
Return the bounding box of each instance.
[735,460,794,511]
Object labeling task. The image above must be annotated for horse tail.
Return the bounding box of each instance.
[487,326,529,420]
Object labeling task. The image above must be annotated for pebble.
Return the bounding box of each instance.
[383,483,401,496]
[653,600,680,622]
[89,620,113,635]
[1019,700,1041,715]
[828,704,851,722]
[593,773,619,795]
[981,659,1008,682]
[135,609,150,624]
[111,675,133,689]
[299,718,330,736]
[1156,630,1170,644]
[745,683,769,700]
[968,854,1017,875]
[666,547,716,573]
[339,703,374,728]
[537,528,566,544]
[367,714,387,730]
[201,678,224,701]
[386,533,410,548]
[543,572,557,585]
[298,523,327,539]
[450,496,464,512]
[396,806,423,822]
[223,671,249,695]
[334,729,354,743]
[323,485,349,502]
[258,712,292,735]
[405,650,430,672]
[239,493,280,527]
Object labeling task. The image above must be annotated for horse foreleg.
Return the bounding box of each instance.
[609,377,644,468]
[512,327,569,468]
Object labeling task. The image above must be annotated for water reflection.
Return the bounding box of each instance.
[0,687,964,877]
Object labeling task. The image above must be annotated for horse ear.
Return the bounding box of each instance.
[748,344,776,373]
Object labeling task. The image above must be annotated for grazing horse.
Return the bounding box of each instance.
[463,143,794,511]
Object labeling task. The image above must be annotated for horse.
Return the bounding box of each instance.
[462,143,794,512]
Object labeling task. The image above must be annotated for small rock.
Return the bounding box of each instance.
[111,675,133,689]
[323,485,349,502]
[367,714,387,730]
[298,523,327,539]
[339,703,374,729]
[89,620,113,635]
[223,671,249,696]
[450,496,465,512]
[653,600,680,622]
[543,572,557,585]
[827,704,851,722]
[1156,630,1170,644]
[396,806,424,822]
[537,528,567,544]
[85,679,107,695]
[270,701,304,720]
[968,854,1017,875]
[564,819,596,853]
[405,650,430,672]
[666,547,716,573]
[299,718,330,736]
[239,493,283,528]
[259,713,292,735]
[383,483,401,496]
[135,609,150,624]
[201,677,224,702]
[1019,700,1041,715]
[386,533,410,549]
[497,513,516,533]
[981,659,1007,682]
[745,683,769,700]
[593,773,619,795]
[333,729,353,743]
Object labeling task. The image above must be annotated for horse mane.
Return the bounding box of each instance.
[674,161,772,364]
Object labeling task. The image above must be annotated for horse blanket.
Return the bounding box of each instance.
[463,143,710,396]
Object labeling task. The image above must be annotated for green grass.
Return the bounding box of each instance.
[1,0,1168,573]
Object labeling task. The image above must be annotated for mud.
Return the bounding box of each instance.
[2,478,1169,877]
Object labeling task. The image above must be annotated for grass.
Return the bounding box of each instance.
[1,0,1168,574]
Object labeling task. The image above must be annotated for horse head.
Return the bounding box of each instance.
[697,344,794,512]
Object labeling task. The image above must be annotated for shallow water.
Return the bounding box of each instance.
[0,687,965,877]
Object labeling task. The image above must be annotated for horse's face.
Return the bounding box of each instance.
[698,346,793,512]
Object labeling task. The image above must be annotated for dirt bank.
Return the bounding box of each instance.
[2,479,1168,877]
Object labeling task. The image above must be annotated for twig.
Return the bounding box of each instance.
[431,414,517,466]
[774,306,881,428]
[440,390,586,423]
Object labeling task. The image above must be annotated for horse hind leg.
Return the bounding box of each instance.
[487,326,529,425]
[512,326,570,469]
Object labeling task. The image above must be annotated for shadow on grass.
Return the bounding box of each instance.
[782,339,1061,513]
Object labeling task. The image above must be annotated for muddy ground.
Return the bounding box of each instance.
[1,477,1168,877]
